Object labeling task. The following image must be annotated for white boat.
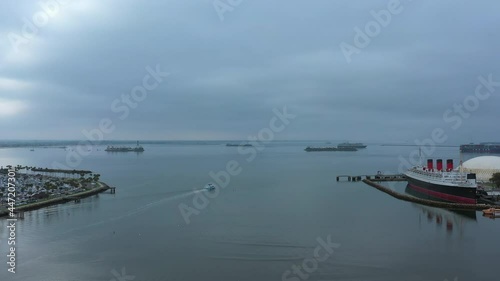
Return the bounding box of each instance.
[205,183,216,191]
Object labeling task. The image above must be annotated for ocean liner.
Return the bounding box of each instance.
[404,159,478,204]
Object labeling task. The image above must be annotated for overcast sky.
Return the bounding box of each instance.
[1,0,499,143]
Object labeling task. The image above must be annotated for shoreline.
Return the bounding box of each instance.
[0,181,111,218]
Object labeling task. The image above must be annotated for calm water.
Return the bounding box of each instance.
[0,142,498,281]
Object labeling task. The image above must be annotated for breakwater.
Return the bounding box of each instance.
[0,182,111,217]
[362,179,494,210]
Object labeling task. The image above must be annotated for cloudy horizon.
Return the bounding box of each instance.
[1,0,499,143]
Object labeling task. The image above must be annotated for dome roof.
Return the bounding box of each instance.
[462,156,500,170]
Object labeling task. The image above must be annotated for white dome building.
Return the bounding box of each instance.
[460,156,500,182]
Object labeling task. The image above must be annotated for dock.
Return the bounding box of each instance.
[336,174,407,182]
[336,175,362,182]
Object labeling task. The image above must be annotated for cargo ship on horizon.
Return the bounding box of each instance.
[305,146,357,152]
[460,143,500,154]
[404,159,478,204]
[105,141,144,152]
[338,142,367,149]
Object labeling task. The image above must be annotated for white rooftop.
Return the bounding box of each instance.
[462,156,500,170]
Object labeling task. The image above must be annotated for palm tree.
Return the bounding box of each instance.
[491,172,500,188]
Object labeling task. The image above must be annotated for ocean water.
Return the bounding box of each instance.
[0,142,498,281]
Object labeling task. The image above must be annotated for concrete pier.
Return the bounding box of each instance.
[336,175,363,182]
[337,174,406,182]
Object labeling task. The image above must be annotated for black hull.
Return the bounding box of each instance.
[406,176,476,204]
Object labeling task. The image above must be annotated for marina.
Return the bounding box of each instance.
[0,181,114,217]
[0,166,115,217]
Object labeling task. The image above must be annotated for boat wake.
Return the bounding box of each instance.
[49,189,204,237]
[16,188,205,269]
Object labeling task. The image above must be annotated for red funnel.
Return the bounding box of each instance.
[446,159,453,171]
[427,159,433,171]
[436,159,443,171]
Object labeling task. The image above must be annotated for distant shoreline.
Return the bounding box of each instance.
[0,182,111,218]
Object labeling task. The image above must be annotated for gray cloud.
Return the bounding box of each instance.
[1,0,499,142]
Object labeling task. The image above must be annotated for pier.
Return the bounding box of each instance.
[336,174,406,182]
[336,175,362,182]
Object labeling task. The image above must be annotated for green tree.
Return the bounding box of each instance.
[491,172,500,188]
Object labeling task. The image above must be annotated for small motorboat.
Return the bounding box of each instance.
[482,208,500,215]
[205,183,216,191]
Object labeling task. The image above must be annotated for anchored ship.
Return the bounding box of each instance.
[305,146,357,152]
[405,159,477,204]
[460,143,500,154]
[226,143,253,147]
[105,141,145,152]
[337,142,367,149]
